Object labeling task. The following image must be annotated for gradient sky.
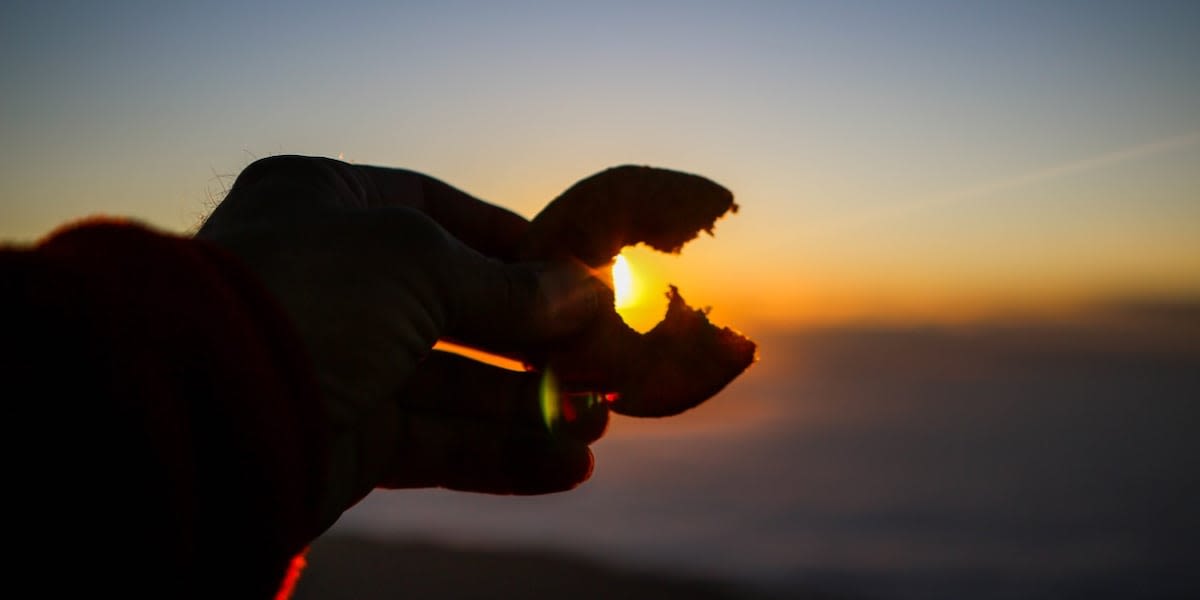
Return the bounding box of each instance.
[3,0,1198,328]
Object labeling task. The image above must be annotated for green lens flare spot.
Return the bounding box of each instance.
[539,368,561,433]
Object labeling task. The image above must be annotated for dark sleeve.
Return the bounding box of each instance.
[1,219,330,599]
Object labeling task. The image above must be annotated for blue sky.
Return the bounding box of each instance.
[3,0,1198,325]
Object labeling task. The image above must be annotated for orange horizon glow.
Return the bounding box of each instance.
[598,243,1200,333]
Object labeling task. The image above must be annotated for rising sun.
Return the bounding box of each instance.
[612,253,635,309]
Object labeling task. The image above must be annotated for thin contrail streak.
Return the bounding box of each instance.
[814,130,1200,237]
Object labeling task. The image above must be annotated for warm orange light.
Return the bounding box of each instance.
[432,340,529,372]
[613,254,634,309]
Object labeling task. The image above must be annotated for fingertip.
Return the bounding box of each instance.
[505,437,595,495]
[581,446,596,487]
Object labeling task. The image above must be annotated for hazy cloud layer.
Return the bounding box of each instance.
[335,313,1198,599]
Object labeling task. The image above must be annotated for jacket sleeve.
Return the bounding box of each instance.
[1,219,330,598]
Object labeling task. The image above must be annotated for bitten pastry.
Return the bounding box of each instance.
[519,165,757,417]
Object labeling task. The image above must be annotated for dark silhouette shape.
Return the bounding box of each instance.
[1,155,747,597]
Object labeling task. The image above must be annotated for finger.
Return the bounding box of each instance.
[439,250,611,351]
[379,413,594,495]
[356,165,530,260]
[402,351,609,444]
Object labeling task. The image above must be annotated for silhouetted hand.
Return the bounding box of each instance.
[197,156,607,529]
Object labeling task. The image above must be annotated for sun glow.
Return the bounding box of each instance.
[613,254,634,309]
[611,248,676,333]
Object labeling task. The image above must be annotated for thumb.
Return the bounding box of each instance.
[441,251,609,351]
